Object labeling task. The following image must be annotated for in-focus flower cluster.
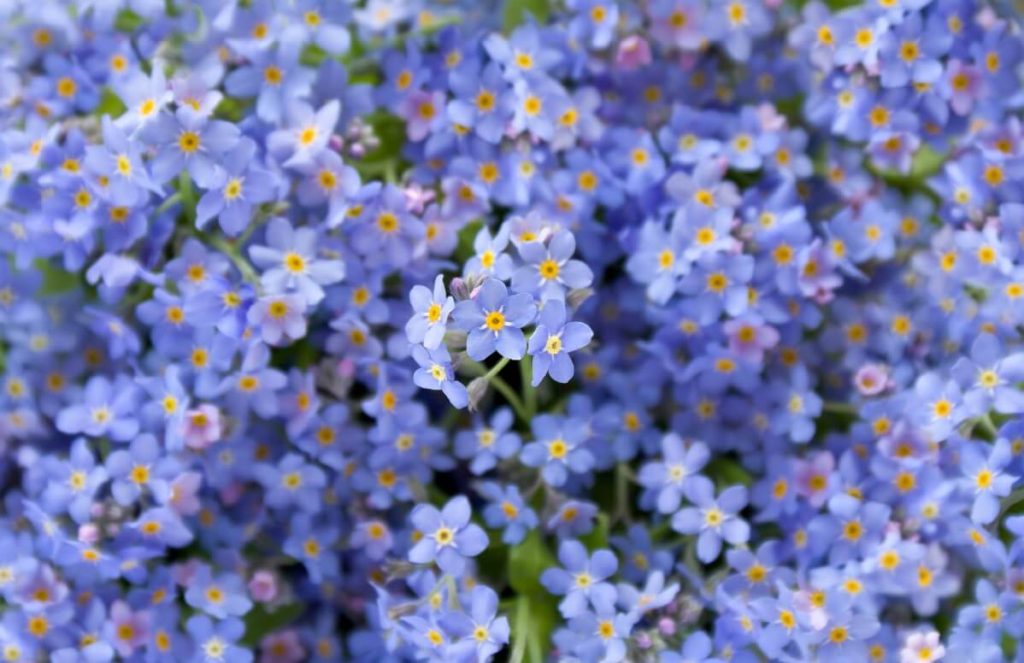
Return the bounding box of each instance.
[1,0,1024,662]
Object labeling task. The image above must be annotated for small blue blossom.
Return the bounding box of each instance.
[452,277,537,361]
[409,496,488,575]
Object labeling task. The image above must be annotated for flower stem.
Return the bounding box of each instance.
[207,234,261,288]
[999,486,1024,521]
[509,597,529,663]
[177,172,196,224]
[612,462,632,525]
[520,354,537,419]
[977,414,999,439]
[483,357,510,381]
[462,357,529,421]
[822,401,858,416]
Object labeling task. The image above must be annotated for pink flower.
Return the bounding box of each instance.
[168,471,202,516]
[900,631,945,663]
[78,523,100,544]
[260,629,306,663]
[854,363,890,396]
[106,601,150,657]
[615,36,652,71]
[249,569,279,603]
[183,404,222,449]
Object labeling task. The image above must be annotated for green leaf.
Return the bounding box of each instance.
[507,531,559,662]
[242,603,303,644]
[37,260,79,295]
[355,112,408,180]
[867,145,946,195]
[705,457,753,489]
[114,9,146,33]
[214,97,249,123]
[455,220,483,264]
[509,594,558,663]
[507,530,556,597]
[300,43,329,68]
[578,512,610,551]
[95,88,127,119]
[502,0,550,32]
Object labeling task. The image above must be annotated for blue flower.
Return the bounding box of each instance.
[249,217,345,306]
[448,62,513,145]
[55,375,139,441]
[411,345,468,408]
[912,371,967,442]
[452,277,537,361]
[247,294,308,346]
[961,439,1017,525]
[527,300,593,386]
[541,540,618,618]
[438,585,510,660]
[84,116,162,207]
[409,496,488,575]
[143,107,240,186]
[267,100,340,169]
[564,604,637,662]
[184,615,253,663]
[406,275,454,350]
[253,453,327,513]
[40,438,107,524]
[283,514,340,583]
[224,43,314,124]
[105,433,173,506]
[521,413,595,487]
[547,500,598,537]
[513,230,593,303]
[951,334,1024,416]
[195,138,279,236]
[454,407,522,475]
[185,567,253,619]
[671,478,749,563]
[478,482,537,545]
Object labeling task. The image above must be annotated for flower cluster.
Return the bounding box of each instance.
[1,0,1024,661]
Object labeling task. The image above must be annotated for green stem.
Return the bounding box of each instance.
[483,357,510,381]
[461,358,529,421]
[489,376,529,422]
[509,597,529,663]
[207,234,261,288]
[977,414,999,439]
[520,354,537,419]
[612,462,631,525]
[999,486,1024,521]
[822,401,858,416]
[177,172,196,224]
[445,575,460,610]
[155,192,181,214]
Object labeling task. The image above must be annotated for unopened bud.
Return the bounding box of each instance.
[450,277,472,300]
[445,330,467,353]
[78,523,100,544]
[249,569,279,603]
[467,377,489,411]
[566,287,594,312]
[383,560,416,581]
[387,601,420,620]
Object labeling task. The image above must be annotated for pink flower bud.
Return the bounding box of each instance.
[183,404,222,450]
[249,569,279,603]
[78,523,100,544]
[615,36,652,71]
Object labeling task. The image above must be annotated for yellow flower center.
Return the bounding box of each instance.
[178,131,200,153]
[484,310,506,332]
